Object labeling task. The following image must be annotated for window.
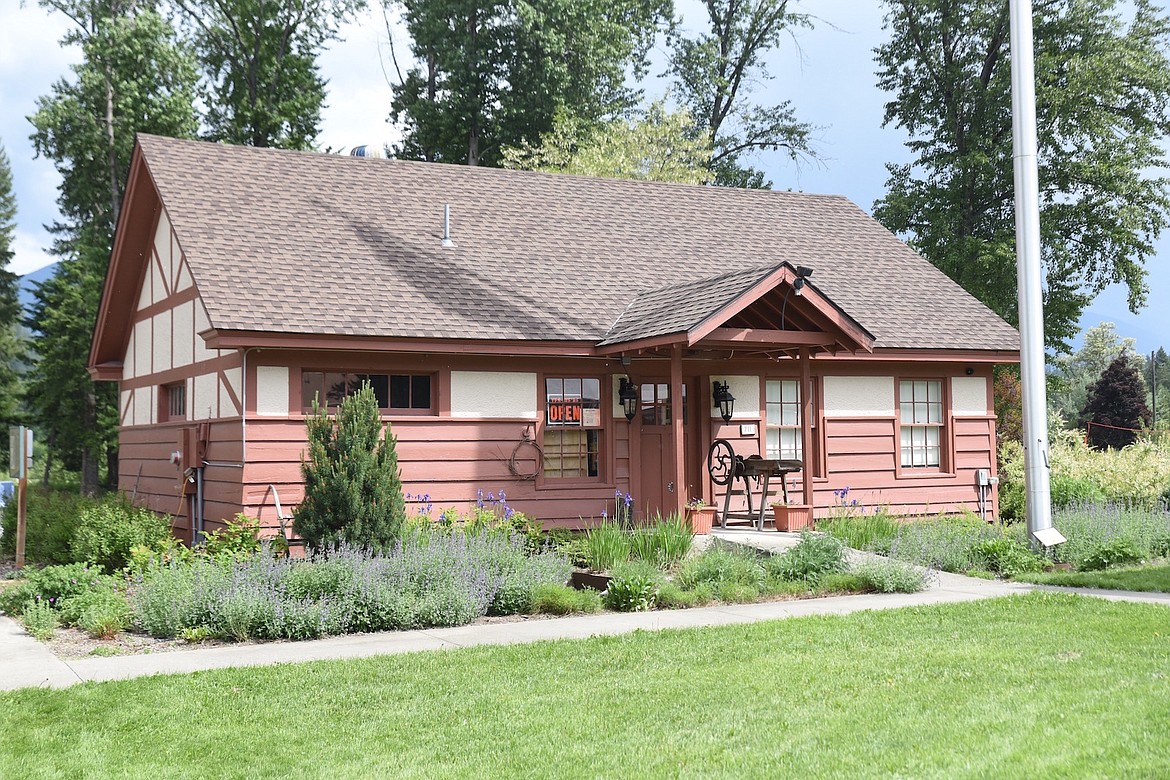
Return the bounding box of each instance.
[640,382,685,426]
[765,379,801,460]
[899,380,943,468]
[543,377,602,479]
[164,382,186,421]
[301,372,432,412]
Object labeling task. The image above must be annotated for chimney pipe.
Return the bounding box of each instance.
[442,204,456,248]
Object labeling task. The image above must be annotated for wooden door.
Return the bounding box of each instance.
[637,380,694,519]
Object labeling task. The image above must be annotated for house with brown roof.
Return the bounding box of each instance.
[89,135,1019,538]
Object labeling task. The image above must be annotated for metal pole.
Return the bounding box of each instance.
[1009,0,1056,540]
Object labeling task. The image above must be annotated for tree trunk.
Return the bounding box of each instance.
[103,61,120,223]
[105,444,118,491]
[80,389,99,496]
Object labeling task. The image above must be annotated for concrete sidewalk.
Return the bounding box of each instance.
[3,553,1168,692]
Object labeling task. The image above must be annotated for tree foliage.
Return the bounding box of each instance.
[293,384,406,552]
[389,0,670,166]
[0,142,25,464]
[170,0,362,149]
[668,0,816,188]
[28,0,198,491]
[501,101,713,184]
[1082,353,1152,449]
[874,0,1170,350]
[1049,322,1145,427]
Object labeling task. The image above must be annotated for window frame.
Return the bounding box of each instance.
[300,370,437,416]
[761,376,823,478]
[162,381,186,422]
[537,374,608,486]
[896,377,952,474]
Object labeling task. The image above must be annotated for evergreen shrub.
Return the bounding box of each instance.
[293,383,407,552]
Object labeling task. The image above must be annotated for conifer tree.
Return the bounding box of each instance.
[1082,354,1152,450]
[0,142,25,465]
[293,384,406,551]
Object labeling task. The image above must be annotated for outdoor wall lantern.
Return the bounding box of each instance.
[793,265,814,296]
[619,377,639,422]
[712,380,736,423]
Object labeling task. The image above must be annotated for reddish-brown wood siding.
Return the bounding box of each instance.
[243,418,634,530]
[118,421,243,535]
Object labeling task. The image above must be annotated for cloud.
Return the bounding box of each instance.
[6,229,55,277]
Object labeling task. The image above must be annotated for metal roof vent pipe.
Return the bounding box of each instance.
[442,204,456,248]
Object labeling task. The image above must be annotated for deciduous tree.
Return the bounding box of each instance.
[668,0,817,188]
[389,0,670,166]
[1049,322,1145,427]
[874,0,1170,350]
[1082,353,1151,449]
[501,101,712,184]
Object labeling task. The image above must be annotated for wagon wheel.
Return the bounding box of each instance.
[707,439,737,486]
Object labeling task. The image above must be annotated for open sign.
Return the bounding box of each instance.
[547,397,583,425]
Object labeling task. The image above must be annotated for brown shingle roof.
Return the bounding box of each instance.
[136,134,1019,351]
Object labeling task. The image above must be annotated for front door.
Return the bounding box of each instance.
[637,380,692,519]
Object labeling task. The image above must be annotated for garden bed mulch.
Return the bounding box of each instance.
[42,612,567,659]
[41,588,868,660]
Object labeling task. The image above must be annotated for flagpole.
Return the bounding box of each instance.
[1008,0,1059,543]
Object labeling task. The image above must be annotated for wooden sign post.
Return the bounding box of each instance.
[9,426,31,569]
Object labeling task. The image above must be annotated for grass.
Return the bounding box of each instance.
[1017,564,1170,592]
[2,593,1169,777]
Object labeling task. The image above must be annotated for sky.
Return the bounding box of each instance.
[1,0,1166,355]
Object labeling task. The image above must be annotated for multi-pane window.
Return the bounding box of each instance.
[899,380,943,467]
[543,377,602,479]
[301,372,432,412]
[765,379,802,460]
[640,382,685,426]
[165,382,186,421]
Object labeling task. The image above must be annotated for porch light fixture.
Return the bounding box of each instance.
[793,265,814,296]
[712,380,735,423]
[618,377,639,422]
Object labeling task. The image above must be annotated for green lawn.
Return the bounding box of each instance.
[2,593,1169,778]
[1017,564,1170,592]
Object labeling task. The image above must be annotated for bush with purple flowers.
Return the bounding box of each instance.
[129,531,572,641]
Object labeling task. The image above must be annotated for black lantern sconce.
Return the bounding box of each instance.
[712,380,735,423]
[618,377,639,422]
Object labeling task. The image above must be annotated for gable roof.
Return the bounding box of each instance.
[103,135,1019,358]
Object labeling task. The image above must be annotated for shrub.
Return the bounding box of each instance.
[766,532,847,583]
[70,498,172,572]
[293,383,407,552]
[56,583,123,625]
[202,514,263,559]
[1080,537,1143,571]
[21,600,59,640]
[971,536,1044,577]
[851,560,929,593]
[584,520,630,572]
[629,514,693,569]
[130,532,571,640]
[1050,476,1108,508]
[604,561,664,612]
[880,514,997,573]
[1037,504,1170,567]
[531,584,601,615]
[675,547,766,591]
[0,562,106,616]
[0,489,96,564]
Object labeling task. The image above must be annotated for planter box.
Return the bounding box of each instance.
[570,570,612,592]
[685,506,716,535]
[771,504,813,532]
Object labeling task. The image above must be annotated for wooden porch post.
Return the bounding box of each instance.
[800,347,815,507]
[670,344,686,516]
